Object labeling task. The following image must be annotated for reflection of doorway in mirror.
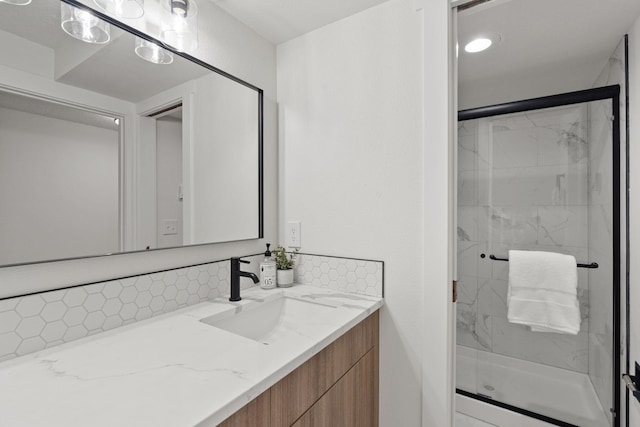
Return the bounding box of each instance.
[155,106,183,249]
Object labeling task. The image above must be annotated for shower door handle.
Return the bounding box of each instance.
[622,362,640,403]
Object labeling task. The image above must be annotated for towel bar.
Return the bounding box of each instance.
[481,254,599,269]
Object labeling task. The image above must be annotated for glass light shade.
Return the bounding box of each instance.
[61,4,110,44]
[161,0,198,52]
[0,0,32,5]
[93,0,144,19]
[135,37,174,65]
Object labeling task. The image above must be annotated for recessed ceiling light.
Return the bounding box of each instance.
[465,38,492,53]
[463,32,501,54]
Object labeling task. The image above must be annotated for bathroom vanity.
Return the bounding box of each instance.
[0,285,381,426]
[220,306,379,426]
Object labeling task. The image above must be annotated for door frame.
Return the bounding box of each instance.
[456,85,622,427]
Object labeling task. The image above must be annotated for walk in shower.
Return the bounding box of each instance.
[455,87,620,427]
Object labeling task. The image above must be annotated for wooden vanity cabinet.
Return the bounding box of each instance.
[218,310,379,427]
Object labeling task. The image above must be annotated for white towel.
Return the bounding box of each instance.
[507,250,581,335]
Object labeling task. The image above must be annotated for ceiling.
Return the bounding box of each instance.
[0,90,119,130]
[208,0,388,45]
[458,0,640,108]
[4,0,639,108]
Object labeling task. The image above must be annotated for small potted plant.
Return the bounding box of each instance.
[275,246,297,287]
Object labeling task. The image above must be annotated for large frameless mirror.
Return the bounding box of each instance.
[0,0,263,267]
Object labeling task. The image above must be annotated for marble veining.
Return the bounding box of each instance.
[0,253,380,363]
[0,256,262,363]
[0,285,383,427]
[557,121,588,163]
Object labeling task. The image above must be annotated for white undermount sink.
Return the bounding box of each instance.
[200,295,338,344]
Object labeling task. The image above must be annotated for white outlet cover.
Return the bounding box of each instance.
[287,221,301,248]
[162,219,178,235]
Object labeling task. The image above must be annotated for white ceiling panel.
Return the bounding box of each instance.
[208,0,389,44]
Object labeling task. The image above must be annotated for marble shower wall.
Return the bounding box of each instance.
[457,104,592,374]
[586,38,625,423]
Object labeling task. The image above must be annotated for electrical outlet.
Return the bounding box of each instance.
[287,221,301,248]
[162,219,178,235]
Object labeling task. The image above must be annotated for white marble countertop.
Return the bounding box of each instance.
[0,284,382,427]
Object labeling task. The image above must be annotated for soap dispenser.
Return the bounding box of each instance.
[260,243,277,289]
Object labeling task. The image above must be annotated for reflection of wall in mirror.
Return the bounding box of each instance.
[189,72,259,244]
[135,71,260,248]
[156,115,183,248]
[0,28,52,79]
[0,107,119,265]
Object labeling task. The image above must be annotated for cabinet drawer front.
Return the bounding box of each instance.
[292,348,377,427]
[271,311,379,427]
[217,391,271,427]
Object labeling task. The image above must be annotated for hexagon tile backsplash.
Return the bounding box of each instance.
[293,253,384,298]
[0,253,382,362]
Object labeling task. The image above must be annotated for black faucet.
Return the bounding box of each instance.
[229,257,260,302]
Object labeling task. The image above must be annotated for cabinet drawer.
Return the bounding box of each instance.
[270,311,379,427]
[292,348,377,427]
[219,310,379,427]
[217,390,271,427]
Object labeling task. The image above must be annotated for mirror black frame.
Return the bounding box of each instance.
[1,0,264,268]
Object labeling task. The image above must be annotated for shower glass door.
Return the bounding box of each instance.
[456,88,620,427]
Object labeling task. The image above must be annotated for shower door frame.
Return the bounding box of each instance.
[456,85,622,427]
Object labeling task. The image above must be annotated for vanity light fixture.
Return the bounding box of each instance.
[161,0,198,52]
[0,0,32,5]
[170,0,188,17]
[135,37,174,65]
[94,0,144,19]
[61,3,111,44]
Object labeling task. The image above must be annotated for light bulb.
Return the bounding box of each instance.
[161,0,198,52]
[135,37,174,65]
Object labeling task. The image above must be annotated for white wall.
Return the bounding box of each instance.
[0,3,277,299]
[278,0,453,424]
[420,1,455,425]
[627,14,640,426]
[0,107,119,265]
